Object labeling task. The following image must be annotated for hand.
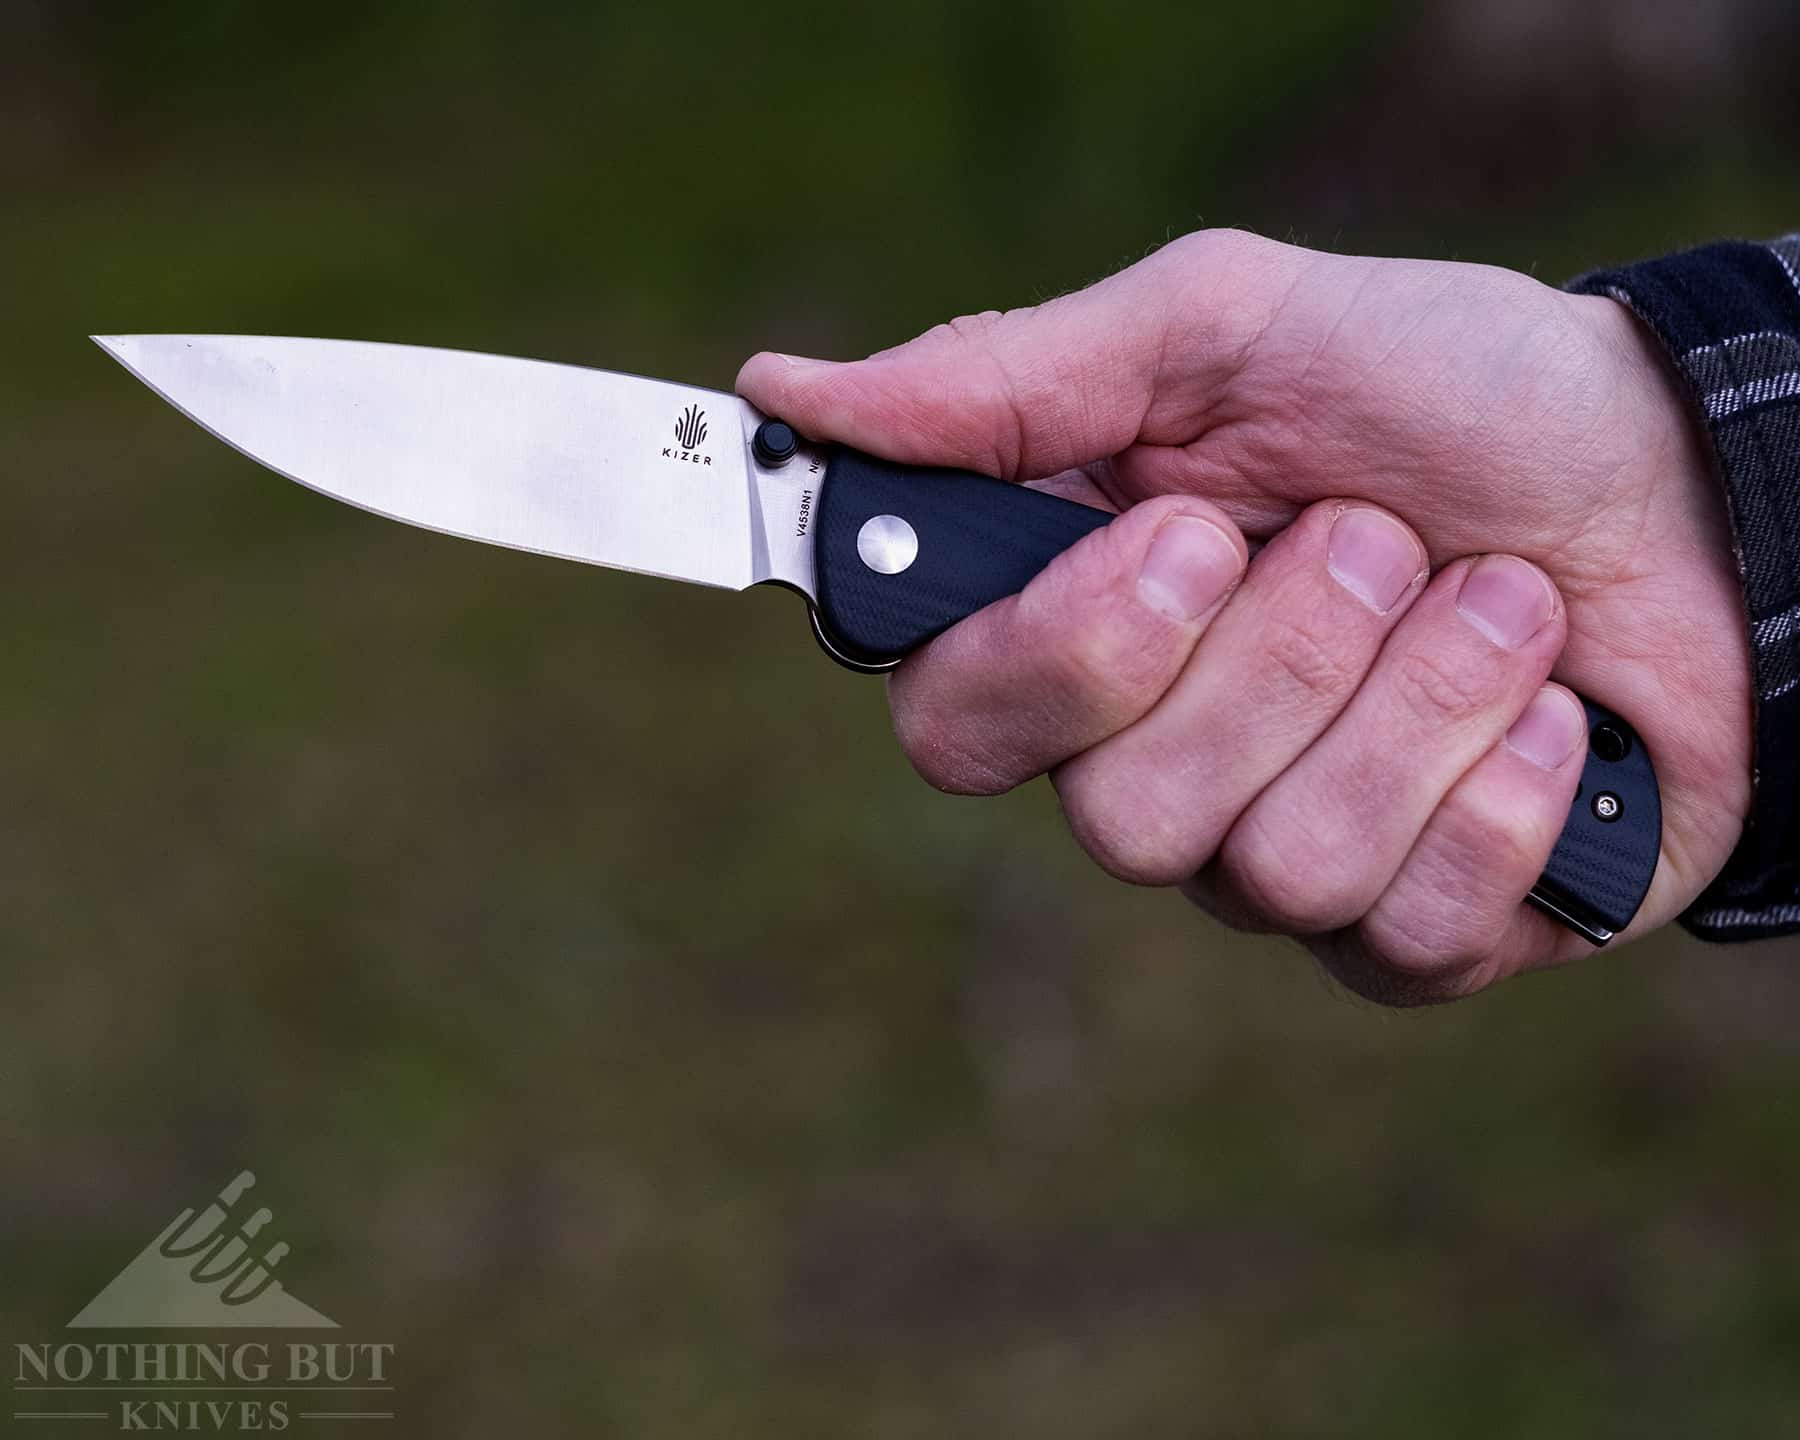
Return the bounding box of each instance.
[737,230,1753,1002]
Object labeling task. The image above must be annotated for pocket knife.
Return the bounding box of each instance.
[95,334,1661,945]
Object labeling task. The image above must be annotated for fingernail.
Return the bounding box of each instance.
[1456,555,1557,649]
[1506,687,1586,770]
[1326,507,1423,614]
[1138,517,1242,621]
[775,353,833,369]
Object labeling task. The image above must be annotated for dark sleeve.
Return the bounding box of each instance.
[1567,237,1800,942]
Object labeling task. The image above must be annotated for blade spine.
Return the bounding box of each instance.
[96,333,741,405]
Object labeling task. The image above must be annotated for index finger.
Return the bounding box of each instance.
[735,230,1308,482]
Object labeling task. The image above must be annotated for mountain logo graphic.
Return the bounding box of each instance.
[67,1171,337,1328]
[673,404,707,452]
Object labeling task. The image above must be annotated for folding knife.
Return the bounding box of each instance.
[95,334,1661,945]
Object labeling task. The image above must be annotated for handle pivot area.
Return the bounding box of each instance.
[811,447,1110,668]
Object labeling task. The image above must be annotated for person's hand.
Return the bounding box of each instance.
[737,230,1753,1002]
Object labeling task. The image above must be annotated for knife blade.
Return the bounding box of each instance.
[94,333,1661,946]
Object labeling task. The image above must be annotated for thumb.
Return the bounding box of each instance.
[736,231,1297,483]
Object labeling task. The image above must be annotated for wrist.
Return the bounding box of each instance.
[1571,291,1756,890]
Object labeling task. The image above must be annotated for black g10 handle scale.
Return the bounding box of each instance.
[797,441,1661,947]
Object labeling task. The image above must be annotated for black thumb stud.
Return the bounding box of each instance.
[752,420,799,468]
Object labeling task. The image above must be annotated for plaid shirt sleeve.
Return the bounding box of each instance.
[1567,237,1800,942]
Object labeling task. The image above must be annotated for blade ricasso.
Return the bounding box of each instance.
[742,397,822,601]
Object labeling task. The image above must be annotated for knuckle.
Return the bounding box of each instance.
[889,700,1013,797]
[1016,543,1184,709]
[1158,229,1297,359]
[1217,810,1364,934]
[1062,788,1200,888]
[1357,907,1495,987]
[942,308,1013,343]
[1054,619,1171,711]
[1261,606,1364,706]
[1326,777,1548,1002]
[1434,785,1547,888]
[920,309,1033,474]
[1059,740,1234,889]
[1163,226,1274,274]
[1326,940,1495,1008]
[1392,645,1495,728]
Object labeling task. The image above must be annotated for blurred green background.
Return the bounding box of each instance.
[6,1,1800,1434]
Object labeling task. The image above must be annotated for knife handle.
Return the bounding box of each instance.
[809,445,1661,946]
[811,448,1112,667]
[1524,698,1661,946]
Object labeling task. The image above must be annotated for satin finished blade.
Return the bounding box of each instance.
[94,334,786,593]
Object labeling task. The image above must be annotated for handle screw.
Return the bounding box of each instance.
[1593,792,1622,822]
[856,514,919,575]
[1591,722,1632,763]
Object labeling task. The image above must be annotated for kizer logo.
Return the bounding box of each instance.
[663,403,711,466]
[13,1171,395,1433]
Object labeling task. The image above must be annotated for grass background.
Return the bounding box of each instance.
[6,2,1800,1433]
